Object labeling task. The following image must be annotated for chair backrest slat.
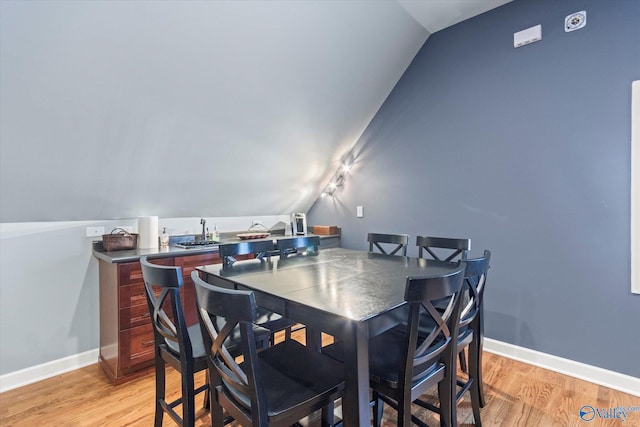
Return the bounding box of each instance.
[140,256,191,358]
[278,236,320,258]
[368,233,409,256]
[416,235,471,262]
[219,240,276,268]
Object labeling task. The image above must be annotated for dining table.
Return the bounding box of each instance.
[196,247,460,427]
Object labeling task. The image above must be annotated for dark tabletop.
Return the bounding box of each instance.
[198,247,459,323]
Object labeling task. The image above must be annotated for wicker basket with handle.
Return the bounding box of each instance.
[102,228,138,251]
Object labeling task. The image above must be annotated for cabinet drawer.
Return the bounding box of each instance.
[175,252,220,278]
[118,258,173,287]
[119,283,147,308]
[119,285,174,327]
[119,282,166,308]
[120,303,151,330]
[120,324,155,369]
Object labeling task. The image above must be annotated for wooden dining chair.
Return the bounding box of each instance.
[140,256,209,427]
[416,236,470,262]
[416,236,471,372]
[454,250,491,423]
[218,241,296,345]
[192,271,345,427]
[368,232,409,256]
[413,251,491,425]
[277,235,320,259]
[323,263,466,427]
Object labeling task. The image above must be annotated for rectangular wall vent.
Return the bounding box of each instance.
[514,24,542,48]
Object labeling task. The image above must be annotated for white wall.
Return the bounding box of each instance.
[0,215,288,381]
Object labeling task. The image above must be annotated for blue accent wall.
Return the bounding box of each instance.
[308,0,640,377]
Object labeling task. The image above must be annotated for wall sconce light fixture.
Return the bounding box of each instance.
[320,151,354,198]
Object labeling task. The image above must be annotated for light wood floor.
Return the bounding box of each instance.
[1,331,638,426]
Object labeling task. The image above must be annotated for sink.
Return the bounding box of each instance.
[174,241,218,249]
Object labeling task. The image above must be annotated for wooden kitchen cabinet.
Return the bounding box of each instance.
[175,253,221,326]
[98,251,220,384]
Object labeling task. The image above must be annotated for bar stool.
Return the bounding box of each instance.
[141,256,269,426]
[454,250,491,424]
[193,271,345,427]
[322,263,466,427]
[140,256,210,427]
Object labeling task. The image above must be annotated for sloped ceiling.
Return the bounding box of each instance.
[0,0,510,222]
[399,0,511,33]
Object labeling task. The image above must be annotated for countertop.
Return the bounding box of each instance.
[92,233,340,263]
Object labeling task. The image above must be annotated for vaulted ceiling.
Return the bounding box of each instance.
[0,0,510,222]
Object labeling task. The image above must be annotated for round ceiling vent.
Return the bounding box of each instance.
[565,11,587,32]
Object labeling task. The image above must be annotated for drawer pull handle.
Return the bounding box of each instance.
[141,340,155,348]
[132,313,150,323]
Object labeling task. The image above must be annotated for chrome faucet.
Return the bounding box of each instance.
[200,218,206,241]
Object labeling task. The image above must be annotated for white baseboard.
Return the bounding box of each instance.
[0,349,99,393]
[484,338,640,397]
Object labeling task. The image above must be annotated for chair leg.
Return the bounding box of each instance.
[211,387,225,427]
[459,349,467,373]
[438,373,455,427]
[372,391,384,427]
[182,370,196,427]
[398,395,412,427]
[477,312,486,407]
[469,380,483,427]
[471,335,486,408]
[321,400,335,427]
[203,374,210,409]
[467,343,482,426]
[154,357,165,427]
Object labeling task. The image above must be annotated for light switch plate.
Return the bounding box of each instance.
[356,206,364,218]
